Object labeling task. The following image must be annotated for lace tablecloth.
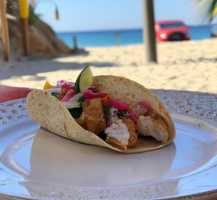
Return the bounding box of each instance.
[0,90,216,128]
[154,90,217,127]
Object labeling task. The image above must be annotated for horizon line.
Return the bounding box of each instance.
[55,23,214,33]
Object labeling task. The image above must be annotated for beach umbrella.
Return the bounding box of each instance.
[143,0,157,63]
[18,0,30,56]
[0,0,10,61]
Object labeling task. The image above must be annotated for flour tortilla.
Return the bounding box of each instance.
[26,75,176,153]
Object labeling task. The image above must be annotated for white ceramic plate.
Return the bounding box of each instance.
[1,99,217,200]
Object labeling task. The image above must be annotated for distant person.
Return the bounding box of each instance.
[72,34,78,50]
[211,24,217,37]
[115,32,120,46]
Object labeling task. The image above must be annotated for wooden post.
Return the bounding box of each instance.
[20,18,29,56]
[18,0,30,56]
[143,0,157,63]
[0,0,10,61]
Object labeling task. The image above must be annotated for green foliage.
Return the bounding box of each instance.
[28,3,60,25]
[29,6,41,25]
[195,0,217,22]
[209,0,217,20]
[210,0,217,13]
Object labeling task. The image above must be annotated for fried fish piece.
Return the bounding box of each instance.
[75,112,85,127]
[122,118,138,148]
[105,118,138,150]
[137,115,169,143]
[105,119,129,150]
[106,137,127,151]
[82,98,106,134]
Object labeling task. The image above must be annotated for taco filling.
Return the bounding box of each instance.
[28,66,175,152]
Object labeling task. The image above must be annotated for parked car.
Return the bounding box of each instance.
[155,20,191,42]
[211,24,217,37]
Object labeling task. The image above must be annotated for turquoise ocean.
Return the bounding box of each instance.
[57,25,212,48]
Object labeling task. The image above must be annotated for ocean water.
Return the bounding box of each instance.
[57,25,212,48]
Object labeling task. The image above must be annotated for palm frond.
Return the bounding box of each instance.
[209,0,217,20]
[194,0,217,22]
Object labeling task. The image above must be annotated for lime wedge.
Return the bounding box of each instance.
[75,66,93,93]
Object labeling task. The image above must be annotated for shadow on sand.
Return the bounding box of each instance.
[0,59,117,80]
[167,56,217,65]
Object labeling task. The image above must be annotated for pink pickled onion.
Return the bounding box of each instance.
[57,80,67,87]
[59,81,75,100]
[61,89,76,102]
[128,111,139,123]
[109,99,129,111]
[138,101,152,110]
[83,89,107,99]
[57,80,74,88]
[62,83,74,91]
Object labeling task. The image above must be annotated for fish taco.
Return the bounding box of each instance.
[27,66,176,153]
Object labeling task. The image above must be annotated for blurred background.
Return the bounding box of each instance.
[34,0,217,47]
[0,0,216,94]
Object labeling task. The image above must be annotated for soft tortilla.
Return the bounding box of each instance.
[26,75,176,153]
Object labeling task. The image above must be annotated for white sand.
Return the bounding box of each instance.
[0,38,217,93]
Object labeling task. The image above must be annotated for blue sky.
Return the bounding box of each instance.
[35,0,204,32]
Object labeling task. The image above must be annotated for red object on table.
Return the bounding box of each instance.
[0,86,31,103]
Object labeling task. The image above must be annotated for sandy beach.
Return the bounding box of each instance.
[0,38,217,93]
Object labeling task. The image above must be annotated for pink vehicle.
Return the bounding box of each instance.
[155,20,191,42]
